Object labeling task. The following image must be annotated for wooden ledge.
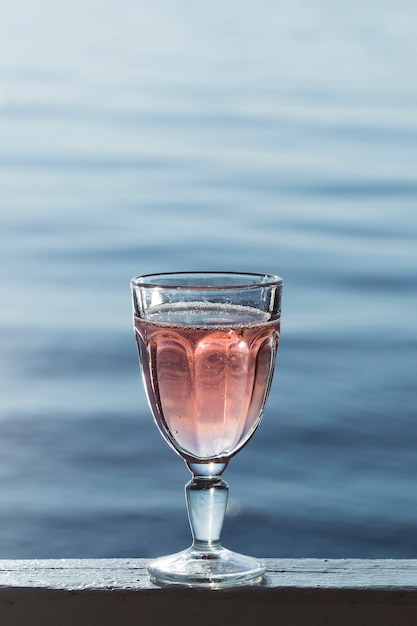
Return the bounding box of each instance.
[1,558,417,625]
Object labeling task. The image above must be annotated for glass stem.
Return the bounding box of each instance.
[185,476,229,548]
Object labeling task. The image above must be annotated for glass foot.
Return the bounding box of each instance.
[147,544,266,588]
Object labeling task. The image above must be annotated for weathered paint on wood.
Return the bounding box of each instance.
[0,558,417,625]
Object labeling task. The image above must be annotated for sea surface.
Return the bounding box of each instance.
[0,0,416,559]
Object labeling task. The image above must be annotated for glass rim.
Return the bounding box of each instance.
[130,271,283,290]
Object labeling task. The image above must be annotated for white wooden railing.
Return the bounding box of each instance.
[1,558,417,625]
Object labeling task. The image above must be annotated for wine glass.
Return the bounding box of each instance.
[131,271,282,587]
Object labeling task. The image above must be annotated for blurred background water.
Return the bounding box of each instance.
[0,0,416,559]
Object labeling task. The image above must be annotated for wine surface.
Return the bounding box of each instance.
[134,303,279,461]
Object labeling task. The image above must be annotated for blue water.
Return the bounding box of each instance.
[0,0,416,559]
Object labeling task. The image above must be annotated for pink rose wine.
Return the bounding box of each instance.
[131,272,283,587]
[134,302,280,462]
